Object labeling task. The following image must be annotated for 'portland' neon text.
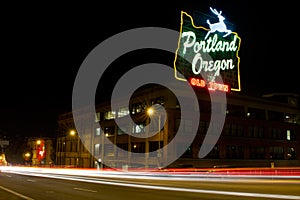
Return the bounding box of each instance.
[181,31,238,78]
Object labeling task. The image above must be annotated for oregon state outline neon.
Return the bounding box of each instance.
[174,9,242,92]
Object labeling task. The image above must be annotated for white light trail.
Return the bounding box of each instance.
[1,166,300,199]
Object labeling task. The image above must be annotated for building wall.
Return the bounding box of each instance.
[27,138,55,166]
[56,86,300,168]
[0,139,9,166]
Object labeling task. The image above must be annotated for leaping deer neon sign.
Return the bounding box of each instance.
[204,7,232,40]
[174,9,242,91]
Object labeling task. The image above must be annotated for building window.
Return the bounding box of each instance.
[104,111,116,120]
[136,104,143,113]
[117,127,126,135]
[117,107,130,118]
[236,124,244,136]
[269,146,284,159]
[268,111,284,122]
[149,141,161,153]
[249,146,265,159]
[132,123,145,134]
[176,143,192,158]
[94,144,100,155]
[131,142,145,154]
[287,147,296,160]
[184,120,193,132]
[247,107,266,120]
[248,126,264,138]
[230,124,237,136]
[287,129,297,141]
[131,103,146,114]
[226,145,243,159]
[153,97,164,105]
[287,130,291,141]
[104,144,114,156]
[66,140,71,152]
[206,144,219,159]
[209,122,222,135]
[269,128,284,140]
[116,143,128,157]
[174,119,193,133]
[199,121,208,135]
[284,113,298,124]
[95,112,100,122]
[223,124,230,136]
[95,127,101,136]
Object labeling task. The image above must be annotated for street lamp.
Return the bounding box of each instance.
[101,129,105,170]
[24,152,31,165]
[24,152,31,160]
[147,107,162,167]
[70,130,80,168]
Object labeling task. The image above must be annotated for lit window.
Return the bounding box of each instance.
[94,144,100,155]
[136,104,143,113]
[132,124,145,134]
[95,112,100,122]
[287,130,291,141]
[95,128,101,136]
[117,107,130,118]
[104,111,116,120]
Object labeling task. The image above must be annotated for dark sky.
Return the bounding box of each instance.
[1,1,299,138]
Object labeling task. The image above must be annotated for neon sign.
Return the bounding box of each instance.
[205,7,232,40]
[190,77,230,92]
[36,140,45,160]
[174,7,241,92]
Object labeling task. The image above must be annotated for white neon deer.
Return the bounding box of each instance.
[204,7,232,40]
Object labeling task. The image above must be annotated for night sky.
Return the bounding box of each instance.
[1,1,299,138]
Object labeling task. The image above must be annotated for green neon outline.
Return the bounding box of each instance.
[173,11,242,91]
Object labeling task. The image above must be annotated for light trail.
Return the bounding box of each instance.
[1,166,300,181]
[1,166,300,199]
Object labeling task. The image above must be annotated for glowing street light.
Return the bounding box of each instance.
[70,130,76,136]
[147,107,154,116]
[70,130,80,167]
[24,152,31,164]
[25,152,31,158]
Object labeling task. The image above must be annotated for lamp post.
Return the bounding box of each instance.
[70,130,80,168]
[147,107,162,168]
[24,152,31,165]
[101,129,104,170]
